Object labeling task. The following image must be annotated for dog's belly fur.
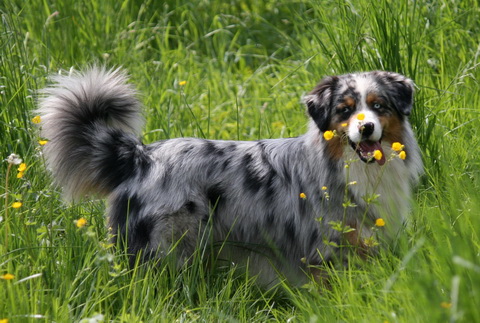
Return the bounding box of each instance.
[36,67,423,286]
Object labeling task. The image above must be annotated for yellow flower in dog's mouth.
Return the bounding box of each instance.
[391,142,404,151]
[299,193,307,199]
[323,130,334,141]
[373,150,383,161]
[398,151,407,160]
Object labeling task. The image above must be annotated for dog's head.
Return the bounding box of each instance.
[304,71,414,165]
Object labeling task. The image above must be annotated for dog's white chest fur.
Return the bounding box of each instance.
[344,143,412,236]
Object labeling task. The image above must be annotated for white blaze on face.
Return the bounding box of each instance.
[344,75,386,165]
[347,109,382,144]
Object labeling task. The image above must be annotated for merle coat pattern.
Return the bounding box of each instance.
[37,67,423,286]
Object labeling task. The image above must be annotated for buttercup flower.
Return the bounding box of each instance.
[321,186,327,191]
[179,80,187,86]
[17,171,24,179]
[38,140,48,146]
[32,115,41,124]
[391,142,404,152]
[299,193,307,199]
[373,150,383,161]
[18,163,27,172]
[356,113,365,120]
[12,202,22,209]
[323,130,334,141]
[341,123,348,127]
[0,318,9,323]
[399,151,406,160]
[75,217,87,228]
[0,273,15,280]
[375,218,385,227]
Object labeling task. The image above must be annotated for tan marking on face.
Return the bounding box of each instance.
[366,93,379,106]
[335,96,355,113]
[379,114,404,144]
[345,96,355,107]
[324,120,349,160]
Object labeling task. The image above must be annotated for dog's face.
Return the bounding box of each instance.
[304,71,414,164]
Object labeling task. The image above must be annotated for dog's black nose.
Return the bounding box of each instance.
[360,122,375,138]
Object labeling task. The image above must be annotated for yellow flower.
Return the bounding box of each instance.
[38,140,48,146]
[179,80,187,86]
[32,115,41,124]
[341,123,348,127]
[75,217,87,228]
[375,218,385,227]
[0,318,9,323]
[12,202,22,209]
[373,149,383,161]
[321,186,327,191]
[356,113,365,120]
[0,273,15,280]
[299,193,307,199]
[440,302,452,309]
[18,163,27,172]
[398,151,406,160]
[391,142,404,152]
[17,171,24,179]
[323,130,334,141]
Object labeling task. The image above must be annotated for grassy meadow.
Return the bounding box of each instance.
[1,0,480,321]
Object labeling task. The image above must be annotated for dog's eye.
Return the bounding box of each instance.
[373,103,382,110]
[340,107,352,117]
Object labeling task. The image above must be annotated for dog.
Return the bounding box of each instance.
[36,67,423,286]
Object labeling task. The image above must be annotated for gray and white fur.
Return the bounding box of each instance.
[36,67,423,286]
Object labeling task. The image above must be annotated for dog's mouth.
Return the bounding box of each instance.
[349,140,386,166]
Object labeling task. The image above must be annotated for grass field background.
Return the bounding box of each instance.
[1,0,479,321]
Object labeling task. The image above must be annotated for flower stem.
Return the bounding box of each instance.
[4,163,12,250]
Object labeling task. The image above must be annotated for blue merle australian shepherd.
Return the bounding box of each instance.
[36,67,423,286]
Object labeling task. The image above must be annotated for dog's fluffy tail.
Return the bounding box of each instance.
[36,66,148,200]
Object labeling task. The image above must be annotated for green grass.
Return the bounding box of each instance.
[1,0,479,321]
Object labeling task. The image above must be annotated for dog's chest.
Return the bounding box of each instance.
[343,147,412,229]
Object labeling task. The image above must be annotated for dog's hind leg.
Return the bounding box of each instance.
[112,204,211,268]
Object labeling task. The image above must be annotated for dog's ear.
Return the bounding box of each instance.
[304,76,339,132]
[382,72,415,116]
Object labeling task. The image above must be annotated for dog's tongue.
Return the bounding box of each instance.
[358,141,386,165]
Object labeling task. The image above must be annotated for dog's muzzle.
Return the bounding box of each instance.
[349,122,386,165]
